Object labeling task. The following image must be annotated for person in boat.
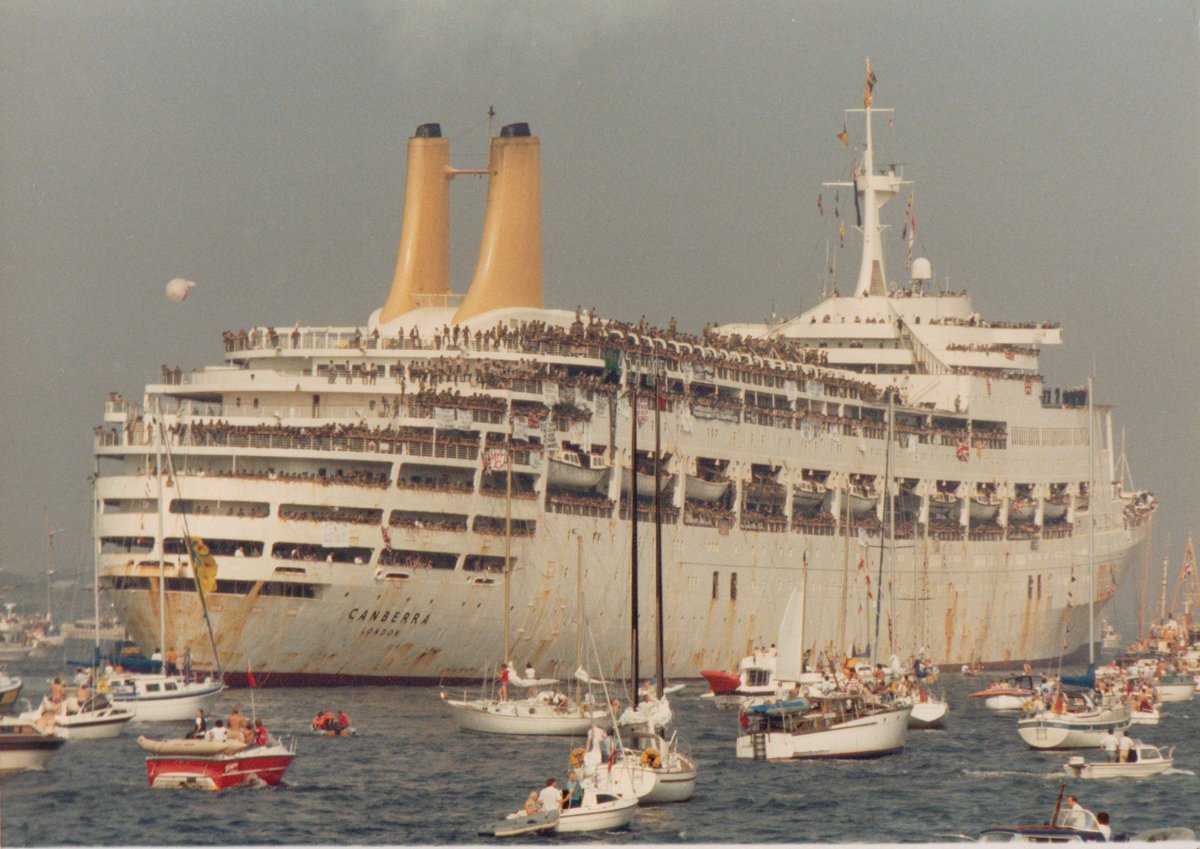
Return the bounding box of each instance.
[562,771,583,809]
[187,708,208,739]
[1100,728,1119,762]
[522,792,540,815]
[1118,731,1134,763]
[499,665,510,702]
[337,710,350,732]
[227,707,247,737]
[165,647,178,676]
[312,711,328,732]
[536,779,561,813]
[524,662,535,680]
[50,677,65,704]
[208,719,228,742]
[253,718,268,747]
[1096,812,1112,840]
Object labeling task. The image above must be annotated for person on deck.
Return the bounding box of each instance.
[337,710,350,732]
[208,719,228,743]
[253,718,269,746]
[50,678,65,704]
[227,707,246,737]
[522,792,540,815]
[562,771,584,809]
[165,647,178,676]
[1100,729,1118,762]
[499,665,510,702]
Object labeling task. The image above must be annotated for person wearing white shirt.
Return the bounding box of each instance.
[208,720,229,743]
[1100,729,1119,762]
[536,779,561,813]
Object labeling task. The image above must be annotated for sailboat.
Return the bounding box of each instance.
[1017,380,1130,749]
[441,422,606,735]
[608,371,697,802]
[736,579,909,760]
[103,402,223,721]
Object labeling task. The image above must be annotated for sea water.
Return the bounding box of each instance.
[2,662,1197,845]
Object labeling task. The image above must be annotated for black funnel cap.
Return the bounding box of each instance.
[500,122,531,138]
[414,123,442,138]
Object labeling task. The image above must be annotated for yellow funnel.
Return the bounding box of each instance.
[379,124,452,323]
[453,123,543,324]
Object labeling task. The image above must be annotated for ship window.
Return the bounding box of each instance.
[260,581,319,599]
[464,555,508,573]
[99,575,152,591]
[712,571,719,599]
[384,549,459,570]
[730,572,738,600]
[146,683,160,693]
[164,538,264,557]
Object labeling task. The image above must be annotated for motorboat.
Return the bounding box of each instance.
[980,802,1109,843]
[736,694,909,760]
[969,674,1038,711]
[19,694,135,740]
[0,638,31,664]
[1155,673,1194,703]
[0,718,67,773]
[700,649,778,696]
[1063,742,1174,779]
[1129,703,1160,725]
[0,672,22,712]
[105,673,223,722]
[139,735,295,790]
[480,785,636,836]
[1017,691,1131,749]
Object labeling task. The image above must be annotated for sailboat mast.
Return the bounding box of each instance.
[629,373,640,695]
[1087,377,1095,665]
[504,415,513,667]
[154,395,167,667]
[653,369,665,701]
[92,459,101,667]
[575,532,583,706]
[872,393,894,666]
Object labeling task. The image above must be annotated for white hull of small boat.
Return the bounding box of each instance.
[969,498,1000,523]
[553,793,637,833]
[1042,498,1069,521]
[685,474,729,502]
[907,698,948,729]
[20,700,135,740]
[0,721,66,772]
[0,677,22,711]
[1009,499,1036,522]
[847,491,877,518]
[481,809,560,838]
[641,755,697,803]
[791,486,826,513]
[1017,708,1130,749]
[983,694,1031,711]
[1063,745,1173,779]
[1130,707,1159,725]
[106,675,223,722]
[1156,681,1194,703]
[622,468,673,498]
[736,706,908,760]
[138,736,247,755]
[441,696,606,736]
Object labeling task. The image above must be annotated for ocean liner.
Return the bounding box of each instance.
[92,79,1156,684]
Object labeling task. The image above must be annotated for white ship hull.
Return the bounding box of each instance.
[1017,705,1131,749]
[91,88,1157,687]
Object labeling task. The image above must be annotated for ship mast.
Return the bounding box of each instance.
[825,60,907,298]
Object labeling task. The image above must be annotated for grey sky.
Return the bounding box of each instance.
[2,1,1197,627]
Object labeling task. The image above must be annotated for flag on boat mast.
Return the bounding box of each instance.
[836,124,849,146]
[864,59,877,108]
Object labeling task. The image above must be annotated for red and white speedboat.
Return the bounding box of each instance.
[139,735,295,790]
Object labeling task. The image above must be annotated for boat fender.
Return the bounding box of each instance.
[641,748,661,769]
[570,747,585,768]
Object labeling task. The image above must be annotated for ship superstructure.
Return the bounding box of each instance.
[93,89,1156,684]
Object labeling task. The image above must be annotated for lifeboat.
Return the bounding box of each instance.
[547,452,610,492]
[685,474,729,502]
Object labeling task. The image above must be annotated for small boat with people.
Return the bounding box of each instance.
[311,709,355,736]
[978,786,1196,842]
[138,724,294,790]
[0,718,67,774]
[969,674,1039,712]
[736,692,908,760]
[480,772,637,837]
[1016,688,1131,750]
[1063,741,1174,779]
[19,693,135,740]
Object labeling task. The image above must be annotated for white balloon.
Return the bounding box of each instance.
[165,277,196,303]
